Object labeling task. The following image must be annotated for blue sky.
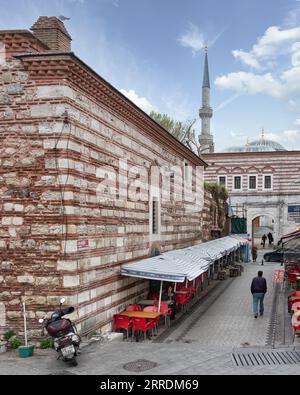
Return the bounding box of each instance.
[1,0,300,151]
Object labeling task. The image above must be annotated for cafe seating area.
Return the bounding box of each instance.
[113,282,199,341]
[113,235,249,342]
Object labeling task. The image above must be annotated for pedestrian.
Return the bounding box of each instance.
[252,245,258,262]
[161,285,176,320]
[251,271,267,319]
[261,234,267,249]
[267,232,273,246]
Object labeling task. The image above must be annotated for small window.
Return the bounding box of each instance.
[249,176,257,190]
[152,198,159,234]
[234,176,242,190]
[218,176,226,187]
[184,161,191,182]
[264,175,272,190]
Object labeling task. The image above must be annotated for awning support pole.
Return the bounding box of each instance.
[158,281,163,312]
[174,282,177,292]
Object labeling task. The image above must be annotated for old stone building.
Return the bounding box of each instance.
[203,135,300,244]
[0,17,212,337]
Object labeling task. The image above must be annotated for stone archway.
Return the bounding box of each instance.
[251,214,275,249]
[247,206,280,247]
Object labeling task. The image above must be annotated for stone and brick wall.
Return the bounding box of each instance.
[0,24,212,338]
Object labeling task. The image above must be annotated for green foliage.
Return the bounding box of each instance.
[204,182,229,201]
[204,182,229,231]
[10,338,22,349]
[3,330,16,342]
[150,111,200,153]
[40,338,54,349]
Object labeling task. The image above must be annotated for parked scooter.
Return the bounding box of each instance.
[39,299,81,366]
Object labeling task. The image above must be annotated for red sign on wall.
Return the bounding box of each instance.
[77,240,89,250]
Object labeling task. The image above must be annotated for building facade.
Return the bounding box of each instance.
[0,17,212,337]
[203,148,300,244]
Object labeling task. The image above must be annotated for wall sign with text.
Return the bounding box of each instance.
[288,205,300,223]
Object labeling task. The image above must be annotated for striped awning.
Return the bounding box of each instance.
[121,236,243,283]
[121,255,203,283]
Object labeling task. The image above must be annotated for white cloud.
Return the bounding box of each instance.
[292,42,300,66]
[177,22,226,56]
[215,65,300,99]
[232,50,261,69]
[215,71,281,97]
[177,23,205,55]
[232,26,300,70]
[215,22,300,101]
[120,89,156,114]
[295,119,300,126]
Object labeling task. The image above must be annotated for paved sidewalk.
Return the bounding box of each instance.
[2,252,298,375]
[1,341,300,375]
[164,257,279,347]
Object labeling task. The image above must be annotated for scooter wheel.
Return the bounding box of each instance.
[70,357,78,367]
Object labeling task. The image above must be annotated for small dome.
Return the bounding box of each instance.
[248,139,286,151]
[223,132,287,153]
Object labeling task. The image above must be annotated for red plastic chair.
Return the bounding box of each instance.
[148,291,159,300]
[176,293,190,312]
[113,315,132,338]
[180,287,196,298]
[143,306,159,334]
[126,304,142,312]
[131,317,156,341]
[154,301,172,327]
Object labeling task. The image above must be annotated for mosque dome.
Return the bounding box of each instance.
[223,130,287,153]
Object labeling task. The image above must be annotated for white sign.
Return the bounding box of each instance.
[288,205,300,224]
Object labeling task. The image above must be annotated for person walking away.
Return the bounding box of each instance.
[252,245,258,262]
[251,271,267,318]
[267,232,273,246]
[261,234,267,249]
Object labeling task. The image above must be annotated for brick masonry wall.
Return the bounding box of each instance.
[0,50,218,338]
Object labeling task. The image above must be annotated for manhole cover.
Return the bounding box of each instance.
[123,359,158,372]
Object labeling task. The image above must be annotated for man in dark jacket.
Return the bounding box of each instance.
[251,271,267,318]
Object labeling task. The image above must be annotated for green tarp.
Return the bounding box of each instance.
[231,218,247,234]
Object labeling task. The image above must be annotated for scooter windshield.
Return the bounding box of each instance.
[62,307,75,316]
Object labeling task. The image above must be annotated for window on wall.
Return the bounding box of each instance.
[152,198,159,234]
[264,175,272,190]
[249,175,257,190]
[184,161,192,184]
[218,176,226,187]
[234,176,242,190]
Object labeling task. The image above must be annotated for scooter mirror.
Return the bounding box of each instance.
[39,319,44,324]
[60,298,66,305]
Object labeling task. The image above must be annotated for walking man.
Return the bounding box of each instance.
[251,271,267,319]
[267,232,273,246]
[261,234,267,249]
